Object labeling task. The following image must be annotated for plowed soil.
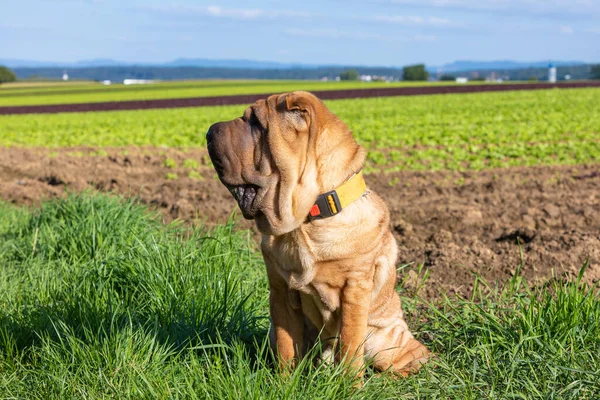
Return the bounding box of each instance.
[1,146,598,298]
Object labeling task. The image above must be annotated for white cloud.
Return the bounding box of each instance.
[143,5,311,20]
[587,27,600,33]
[285,28,436,42]
[372,15,450,25]
[560,25,574,34]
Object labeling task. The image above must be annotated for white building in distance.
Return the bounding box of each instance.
[123,79,157,85]
[548,64,557,83]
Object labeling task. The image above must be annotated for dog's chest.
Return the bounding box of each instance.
[263,232,317,290]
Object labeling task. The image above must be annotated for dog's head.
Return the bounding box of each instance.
[206,91,366,235]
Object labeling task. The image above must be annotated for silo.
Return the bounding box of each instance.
[548,64,557,83]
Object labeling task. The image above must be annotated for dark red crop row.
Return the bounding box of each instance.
[1,81,599,115]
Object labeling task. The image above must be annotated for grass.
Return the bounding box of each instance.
[1,193,599,398]
[1,88,599,172]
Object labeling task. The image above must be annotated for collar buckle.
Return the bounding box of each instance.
[307,189,342,221]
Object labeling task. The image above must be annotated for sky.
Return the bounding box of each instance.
[3,0,600,66]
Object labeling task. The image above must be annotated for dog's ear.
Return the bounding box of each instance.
[285,91,315,114]
[280,92,316,132]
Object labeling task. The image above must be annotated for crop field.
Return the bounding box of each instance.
[1,86,599,398]
[0,79,477,107]
[1,88,599,172]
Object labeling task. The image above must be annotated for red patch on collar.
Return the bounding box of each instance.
[309,204,321,217]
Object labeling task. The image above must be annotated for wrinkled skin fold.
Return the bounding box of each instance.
[207,91,429,381]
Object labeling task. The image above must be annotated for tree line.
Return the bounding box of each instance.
[0,66,17,84]
[2,63,600,83]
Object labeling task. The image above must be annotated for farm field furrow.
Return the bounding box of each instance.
[1,88,598,172]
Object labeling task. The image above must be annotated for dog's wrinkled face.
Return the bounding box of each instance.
[206,91,364,235]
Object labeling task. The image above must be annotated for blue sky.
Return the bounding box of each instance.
[3,0,600,66]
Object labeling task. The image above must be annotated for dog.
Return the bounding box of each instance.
[206,91,429,379]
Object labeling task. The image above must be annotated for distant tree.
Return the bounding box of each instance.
[439,74,456,81]
[339,69,359,81]
[402,64,429,81]
[0,66,17,84]
[591,64,600,80]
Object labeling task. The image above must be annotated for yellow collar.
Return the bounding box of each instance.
[307,171,367,221]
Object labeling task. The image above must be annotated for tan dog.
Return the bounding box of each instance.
[206,91,429,379]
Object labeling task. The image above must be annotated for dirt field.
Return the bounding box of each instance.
[1,146,598,297]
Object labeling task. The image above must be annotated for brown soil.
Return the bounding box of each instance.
[2,81,600,115]
[1,146,598,298]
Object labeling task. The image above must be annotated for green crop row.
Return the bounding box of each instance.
[1,88,599,171]
[0,79,501,107]
[331,88,600,172]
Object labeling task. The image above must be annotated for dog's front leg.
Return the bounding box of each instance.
[268,285,304,371]
[268,285,304,370]
[265,259,304,371]
[339,277,372,379]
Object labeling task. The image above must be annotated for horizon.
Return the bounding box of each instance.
[4,1,600,67]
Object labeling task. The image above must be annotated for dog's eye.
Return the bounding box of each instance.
[250,112,260,126]
[251,112,269,134]
[249,113,267,138]
[246,111,262,128]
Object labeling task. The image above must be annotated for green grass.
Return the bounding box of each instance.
[1,194,599,398]
[0,79,478,107]
[1,88,599,172]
